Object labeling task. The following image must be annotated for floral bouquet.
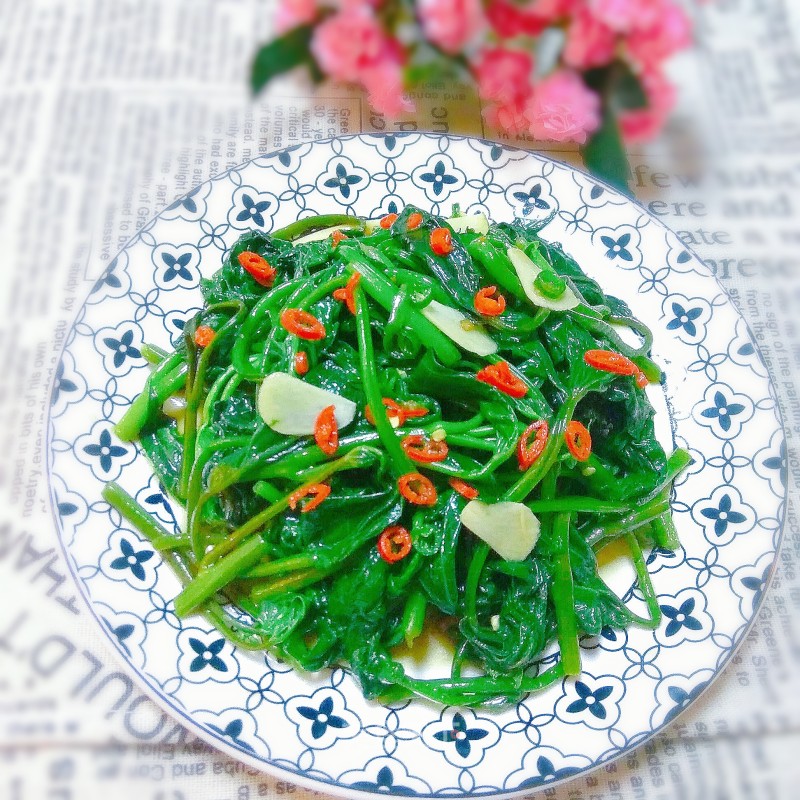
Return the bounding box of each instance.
[252,1,691,190]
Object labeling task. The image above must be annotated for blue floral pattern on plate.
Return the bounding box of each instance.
[47,134,786,798]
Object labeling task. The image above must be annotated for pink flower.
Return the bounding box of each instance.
[625,3,692,68]
[530,0,580,21]
[417,0,486,54]
[525,70,601,144]
[563,8,617,70]
[474,48,534,105]
[275,0,317,34]
[619,68,677,143]
[363,61,416,118]
[587,0,640,32]
[484,97,531,136]
[311,8,389,83]
[485,1,547,38]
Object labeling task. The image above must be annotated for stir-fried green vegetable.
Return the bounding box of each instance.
[104,206,689,707]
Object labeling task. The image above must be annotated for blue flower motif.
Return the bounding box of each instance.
[432,711,489,758]
[351,766,416,796]
[700,493,747,536]
[207,718,255,753]
[419,159,459,197]
[95,260,122,291]
[600,233,633,261]
[323,163,362,199]
[161,251,193,282]
[663,681,708,724]
[52,361,78,405]
[102,329,141,368]
[109,538,154,581]
[143,488,177,526]
[700,391,745,432]
[666,302,703,336]
[660,598,703,637]
[167,185,202,214]
[296,696,349,740]
[188,637,228,673]
[82,429,128,473]
[741,564,771,608]
[518,755,582,788]
[762,440,786,473]
[565,681,613,720]
[102,617,135,657]
[235,193,271,226]
[513,183,550,215]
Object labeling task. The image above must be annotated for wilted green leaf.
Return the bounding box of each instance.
[580,108,630,196]
[251,25,315,94]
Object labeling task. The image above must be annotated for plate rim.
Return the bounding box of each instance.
[46,131,788,799]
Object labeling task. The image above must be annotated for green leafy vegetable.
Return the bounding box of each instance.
[107,208,688,707]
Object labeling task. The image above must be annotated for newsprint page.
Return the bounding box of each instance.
[1,1,799,798]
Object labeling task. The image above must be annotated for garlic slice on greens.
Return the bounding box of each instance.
[460,499,541,561]
[421,300,497,357]
[507,246,580,311]
[257,372,357,435]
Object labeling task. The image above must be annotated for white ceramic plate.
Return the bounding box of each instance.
[48,134,786,798]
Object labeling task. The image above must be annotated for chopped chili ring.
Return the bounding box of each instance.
[402,434,449,463]
[314,405,339,456]
[406,211,423,231]
[474,286,507,317]
[380,213,399,229]
[449,477,479,500]
[332,271,361,315]
[280,308,326,340]
[238,251,277,287]
[430,226,453,256]
[288,482,331,513]
[194,325,215,348]
[476,361,528,398]
[331,229,348,246]
[517,419,549,470]
[584,349,639,376]
[565,420,592,462]
[398,472,438,506]
[365,398,429,427]
[294,350,309,376]
[635,370,649,389]
[377,525,412,563]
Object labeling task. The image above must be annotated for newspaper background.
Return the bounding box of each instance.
[1,0,798,797]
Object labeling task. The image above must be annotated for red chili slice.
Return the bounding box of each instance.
[332,272,361,315]
[565,421,592,462]
[194,325,215,347]
[314,405,338,456]
[288,482,331,513]
[449,477,479,500]
[430,227,453,256]
[584,349,639,376]
[238,251,277,287]
[474,286,507,317]
[517,419,549,470]
[280,308,326,340]
[365,398,429,427]
[476,361,528,398]
[406,212,423,231]
[294,351,309,375]
[380,213,398,229]
[401,434,448,463]
[377,525,412,563]
[635,370,649,389]
[331,230,348,246]
[398,472,437,506]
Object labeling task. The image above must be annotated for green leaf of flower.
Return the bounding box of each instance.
[251,25,316,95]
